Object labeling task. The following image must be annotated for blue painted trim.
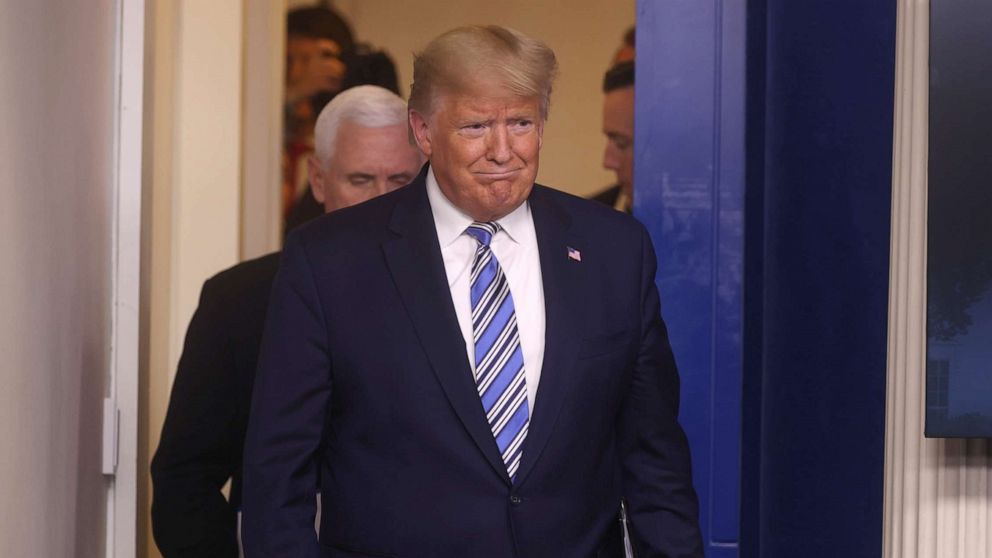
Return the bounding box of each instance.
[740,0,767,556]
[635,1,745,555]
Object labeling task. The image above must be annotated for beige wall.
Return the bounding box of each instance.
[142,2,176,555]
[0,1,116,556]
[142,1,246,556]
[242,0,288,260]
[332,0,634,198]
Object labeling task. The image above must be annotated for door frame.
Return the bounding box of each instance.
[108,0,144,554]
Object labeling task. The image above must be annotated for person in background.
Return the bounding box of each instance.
[595,60,635,213]
[284,7,354,110]
[283,6,355,224]
[150,86,423,558]
[242,25,701,557]
[613,26,635,64]
[283,8,404,235]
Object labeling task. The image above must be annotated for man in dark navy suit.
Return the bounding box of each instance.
[242,25,702,558]
[151,85,423,558]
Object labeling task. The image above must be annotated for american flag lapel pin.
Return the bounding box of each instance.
[567,246,582,262]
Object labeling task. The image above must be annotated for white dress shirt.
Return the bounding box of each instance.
[426,167,546,412]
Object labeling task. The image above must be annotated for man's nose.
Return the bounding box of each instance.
[603,143,619,171]
[486,126,512,164]
[371,178,391,197]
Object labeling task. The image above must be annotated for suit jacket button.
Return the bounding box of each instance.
[510,495,522,506]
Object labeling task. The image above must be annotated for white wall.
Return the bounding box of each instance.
[332,0,635,197]
[0,1,116,556]
[884,1,992,557]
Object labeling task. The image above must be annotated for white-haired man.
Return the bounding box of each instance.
[244,26,702,558]
[151,85,422,558]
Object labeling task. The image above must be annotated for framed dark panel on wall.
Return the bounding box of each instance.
[926,0,992,437]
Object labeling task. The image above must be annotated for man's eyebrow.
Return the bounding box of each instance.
[346,172,374,181]
[454,116,490,125]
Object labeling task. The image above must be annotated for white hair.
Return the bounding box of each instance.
[313,85,410,165]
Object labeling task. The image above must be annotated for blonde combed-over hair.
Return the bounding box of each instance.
[408,25,559,120]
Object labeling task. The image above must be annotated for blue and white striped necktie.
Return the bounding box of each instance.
[465,221,529,481]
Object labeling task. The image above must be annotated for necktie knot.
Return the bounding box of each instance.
[466,222,501,247]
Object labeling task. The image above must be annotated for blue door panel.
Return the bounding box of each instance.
[635,1,745,554]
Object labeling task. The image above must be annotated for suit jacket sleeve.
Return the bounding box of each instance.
[241,233,329,558]
[618,225,704,557]
[151,277,240,558]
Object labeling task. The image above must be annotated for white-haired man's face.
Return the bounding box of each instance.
[308,120,423,213]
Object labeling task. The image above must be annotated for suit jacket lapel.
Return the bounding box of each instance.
[515,185,587,486]
[382,173,511,484]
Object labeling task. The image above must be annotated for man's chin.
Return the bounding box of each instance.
[490,186,534,217]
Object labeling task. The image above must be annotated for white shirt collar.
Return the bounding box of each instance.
[425,165,531,246]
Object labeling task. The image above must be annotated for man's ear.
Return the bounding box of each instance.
[409,109,433,158]
[307,155,327,205]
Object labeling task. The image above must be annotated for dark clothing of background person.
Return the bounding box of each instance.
[150,253,279,557]
[591,183,627,212]
[285,186,324,236]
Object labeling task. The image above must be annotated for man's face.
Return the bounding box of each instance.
[410,90,543,222]
[308,121,423,213]
[602,86,635,196]
[286,36,345,99]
